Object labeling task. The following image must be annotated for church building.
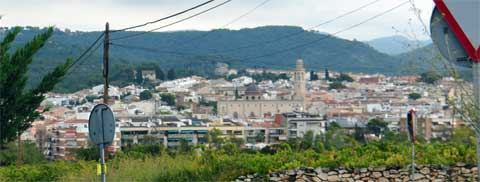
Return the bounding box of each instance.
[217,59,307,119]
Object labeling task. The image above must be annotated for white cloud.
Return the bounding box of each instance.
[0,0,435,40]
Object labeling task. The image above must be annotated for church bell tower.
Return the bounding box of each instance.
[293,59,306,100]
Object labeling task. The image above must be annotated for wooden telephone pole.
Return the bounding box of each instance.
[100,22,110,182]
[103,23,110,105]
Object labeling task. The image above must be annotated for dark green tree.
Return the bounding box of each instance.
[408,92,422,100]
[0,141,46,165]
[353,124,366,143]
[324,124,356,150]
[301,130,314,149]
[156,67,165,80]
[73,145,100,161]
[278,73,289,80]
[140,90,153,100]
[178,139,191,154]
[135,67,143,84]
[255,132,265,143]
[221,143,240,155]
[208,128,224,149]
[336,73,354,82]
[85,95,99,103]
[325,68,330,81]
[110,64,135,86]
[366,118,389,136]
[313,134,325,152]
[0,27,71,148]
[167,68,176,80]
[328,82,346,90]
[228,137,244,148]
[417,71,441,84]
[160,93,176,106]
[234,88,240,99]
[176,105,187,111]
[310,71,319,81]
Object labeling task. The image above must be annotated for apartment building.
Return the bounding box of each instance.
[282,112,326,139]
[47,119,121,160]
[120,116,244,148]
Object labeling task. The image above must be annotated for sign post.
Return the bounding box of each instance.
[89,104,116,182]
[407,109,416,181]
[431,0,480,181]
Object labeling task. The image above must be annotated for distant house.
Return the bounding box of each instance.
[358,77,381,85]
[214,63,229,76]
[328,117,367,134]
[142,70,156,81]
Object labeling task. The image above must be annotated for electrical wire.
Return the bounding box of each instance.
[110,0,215,33]
[111,0,233,41]
[206,0,382,53]
[110,1,407,72]
[110,42,198,56]
[65,41,103,76]
[173,0,271,46]
[66,32,105,71]
[238,1,409,62]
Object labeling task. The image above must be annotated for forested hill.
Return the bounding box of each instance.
[0,26,435,92]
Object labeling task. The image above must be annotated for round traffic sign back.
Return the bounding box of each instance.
[88,104,116,146]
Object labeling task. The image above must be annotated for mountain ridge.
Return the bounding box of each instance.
[366,35,431,55]
[0,25,437,92]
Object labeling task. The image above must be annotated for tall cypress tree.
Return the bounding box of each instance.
[324,68,330,81]
[135,66,143,84]
[0,27,71,148]
[310,70,318,81]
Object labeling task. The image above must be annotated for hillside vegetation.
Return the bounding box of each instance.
[0,26,441,92]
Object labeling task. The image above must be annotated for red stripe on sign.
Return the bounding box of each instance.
[433,0,479,61]
[478,46,480,59]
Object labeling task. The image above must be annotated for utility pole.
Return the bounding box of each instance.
[407,109,416,182]
[103,22,110,105]
[100,22,109,182]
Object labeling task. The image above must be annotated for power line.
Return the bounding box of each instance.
[66,32,105,71]
[111,0,233,41]
[212,0,382,53]
[110,0,215,33]
[172,0,271,46]
[66,41,103,76]
[110,42,242,64]
[110,1,407,70]
[110,42,197,56]
[238,1,409,62]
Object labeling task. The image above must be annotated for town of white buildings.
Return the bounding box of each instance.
[23,59,467,160]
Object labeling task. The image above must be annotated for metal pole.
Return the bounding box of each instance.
[100,143,106,182]
[472,62,480,182]
[17,133,22,166]
[411,142,415,182]
[103,22,110,105]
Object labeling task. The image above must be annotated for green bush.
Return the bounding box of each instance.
[0,127,478,181]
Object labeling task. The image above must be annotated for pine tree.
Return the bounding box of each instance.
[167,68,176,80]
[156,67,165,80]
[0,27,71,148]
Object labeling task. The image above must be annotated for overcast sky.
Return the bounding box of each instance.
[0,0,435,41]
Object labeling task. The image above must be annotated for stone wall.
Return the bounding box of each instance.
[235,163,478,182]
